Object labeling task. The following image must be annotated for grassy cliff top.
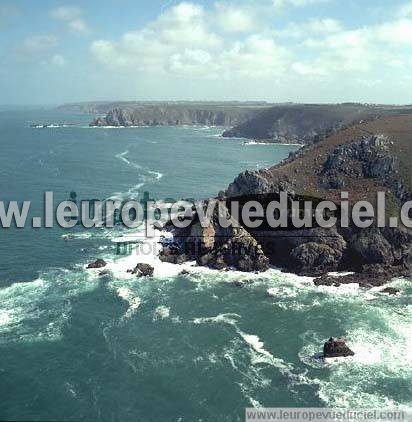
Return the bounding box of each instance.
[266,114,412,211]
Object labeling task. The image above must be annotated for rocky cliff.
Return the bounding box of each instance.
[222,104,392,144]
[167,115,412,287]
[89,104,269,127]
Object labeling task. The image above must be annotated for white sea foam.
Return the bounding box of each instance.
[244,141,274,146]
[153,306,170,321]
[61,230,113,240]
[88,125,150,129]
[244,141,302,146]
[298,297,412,408]
[0,271,99,343]
[116,287,142,320]
[193,313,241,325]
[116,150,142,170]
[238,331,292,371]
[192,311,292,373]
[148,170,164,181]
[113,149,163,200]
[97,228,197,283]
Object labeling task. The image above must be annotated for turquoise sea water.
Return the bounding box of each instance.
[0,109,411,421]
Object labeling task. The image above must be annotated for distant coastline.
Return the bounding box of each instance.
[62,101,412,145]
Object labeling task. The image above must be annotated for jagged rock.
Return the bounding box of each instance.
[323,338,354,358]
[314,264,407,288]
[320,135,398,189]
[172,201,270,273]
[254,227,347,274]
[87,259,107,269]
[290,242,344,276]
[314,275,341,287]
[351,229,394,266]
[381,287,401,295]
[159,244,187,265]
[226,170,274,197]
[132,263,154,277]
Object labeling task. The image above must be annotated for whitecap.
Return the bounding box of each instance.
[0,271,99,344]
[153,306,170,321]
[116,287,142,320]
[115,150,142,170]
[238,330,293,372]
[192,313,240,326]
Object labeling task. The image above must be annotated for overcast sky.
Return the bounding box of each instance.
[1,0,412,105]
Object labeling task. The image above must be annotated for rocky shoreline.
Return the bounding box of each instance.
[160,115,412,288]
[89,104,266,128]
[89,103,412,146]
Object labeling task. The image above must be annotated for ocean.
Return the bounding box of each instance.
[0,108,411,421]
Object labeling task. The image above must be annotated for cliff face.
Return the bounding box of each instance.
[90,105,267,127]
[171,115,412,286]
[222,104,382,144]
[160,202,269,272]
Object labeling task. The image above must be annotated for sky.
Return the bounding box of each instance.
[1,0,412,105]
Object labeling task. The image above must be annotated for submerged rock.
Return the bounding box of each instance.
[323,337,354,358]
[87,259,107,269]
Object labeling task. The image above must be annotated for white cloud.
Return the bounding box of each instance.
[24,35,59,51]
[308,18,342,34]
[20,35,62,66]
[88,0,412,97]
[67,19,91,35]
[50,54,66,67]
[50,6,81,21]
[214,3,257,33]
[50,5,91,35]
[91,2,222,72]
[296,18,412,78]
[376,19,412,44]
[154,2,220,47]
[221,35,289,78]
[273,0,330,9]
[91,2,289,80]
[169,49,213,74]
[275,18,343,38]
[397,2,412,17]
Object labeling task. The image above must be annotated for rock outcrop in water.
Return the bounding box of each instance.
[87,259,107,269]
[323,338,354,358]
[130,263,154,277]
[168,115,412,286]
